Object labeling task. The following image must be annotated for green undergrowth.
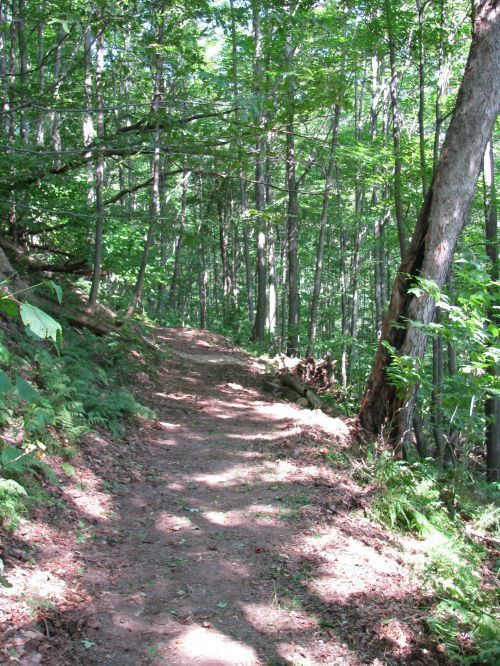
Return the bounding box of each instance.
[340,450,499,664]
[0,320,160,530]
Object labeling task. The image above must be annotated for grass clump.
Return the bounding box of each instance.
[339,450,499,664]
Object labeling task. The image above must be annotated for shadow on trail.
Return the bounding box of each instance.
[1,328,445,665]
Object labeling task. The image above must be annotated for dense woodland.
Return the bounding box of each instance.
[0,0,499,661]
[2,0,497,475]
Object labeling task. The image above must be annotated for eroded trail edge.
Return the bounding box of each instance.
[1,328,443,665]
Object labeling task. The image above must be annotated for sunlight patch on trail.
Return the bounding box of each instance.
[155,512,194,533]
[191,463,265,488]
[166,625,259,665]
[203,503,282,527]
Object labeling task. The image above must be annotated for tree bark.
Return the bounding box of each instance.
[88,27,105,313]
[385,0,406,259]
[359,0,500,446]
[250,2,267,342]
[284,13,299,357]
[416,0,429,197]
[127,22,164,317]
[484,139,499,481]
[307,104,341,356]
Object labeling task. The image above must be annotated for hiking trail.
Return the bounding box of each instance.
[0,327,443,665]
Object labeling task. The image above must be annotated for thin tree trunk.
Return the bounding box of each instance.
[36,25,45,145]
[284,14,299,357]
[0,0,9,136]
[88,28,105,312]
[49,26,64,170]
[431,309,446,462]
[359,0,500,446]
[307,104,341,356]
[385,0,406,258]
[83,22,95,205]
[16,0,27,142]
[242,185,254,323]
[433,0,445,170]
[168,169,190,311]
[347,222,367,383]
[416,0,428,197]
[484,139,499,481]
[250,2,267,342]
[229,0,252,326]
[127,23,164,317]
[7,0,17,240]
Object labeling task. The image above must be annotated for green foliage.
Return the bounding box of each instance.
[357,451,500,663]
[0,316,156,529]
[381,340,423,399]
[0,478,28,530]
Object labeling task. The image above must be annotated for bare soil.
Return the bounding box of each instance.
[0,327,446,665]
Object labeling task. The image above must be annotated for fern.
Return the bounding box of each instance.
[0,478,28,530]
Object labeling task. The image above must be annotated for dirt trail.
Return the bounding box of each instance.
[0,328,443,665]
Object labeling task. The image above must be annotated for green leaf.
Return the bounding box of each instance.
[0,343,10,362]
[15,376,41,403]
[20,303,62,344]
[46,280,63,305]
[81,640,96,649]
[0,446,29,472]
[0,294,18,317]
[0,370,13,394]
[216,600,228,608]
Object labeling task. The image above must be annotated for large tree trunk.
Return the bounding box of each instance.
[359,0,500,447]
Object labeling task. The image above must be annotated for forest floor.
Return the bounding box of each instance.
[0,327,447,666]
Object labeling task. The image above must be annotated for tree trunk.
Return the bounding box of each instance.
[168,169,190,311]
[35,24,45,145]
[49,26,64,170]
[385,0,406,258]
[127,22,164,317]
[284,15,299,357]
[250,3,267,342]
[87,28,104,313]
[347,222,367,383]
[266,139,277,340]
[484,140,499,481]
[359,0,500,447]
[83,22,95,206]
[416,0,428,197]
[307,104,341,356]
[0,0,9,137]
[230,0,253,325]
[431,309,446,462]
[433,0,446,170]
[16,0,27,142]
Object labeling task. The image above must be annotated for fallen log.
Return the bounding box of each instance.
[281,373,307,397]
[281,386,302,403]
[30,296,118,336]
[272,372,325,410]
[305,388,323,410]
